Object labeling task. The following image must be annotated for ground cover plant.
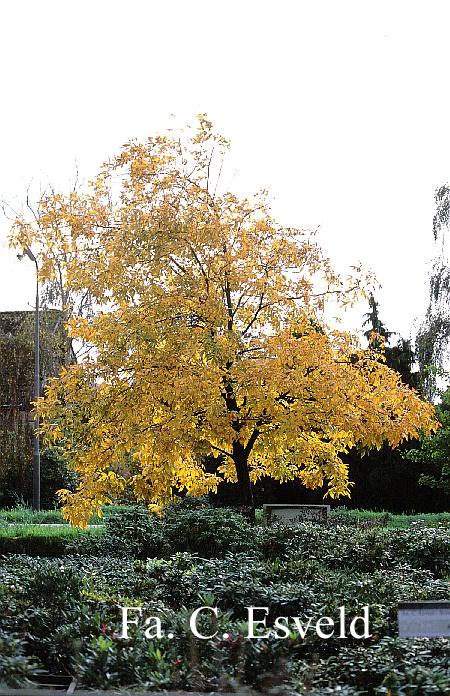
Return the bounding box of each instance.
[0,506,449,693]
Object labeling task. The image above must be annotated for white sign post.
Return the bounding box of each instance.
[263,504,330,525]
[398,601,450,638]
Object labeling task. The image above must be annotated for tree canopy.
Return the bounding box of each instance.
[10,117,438,526]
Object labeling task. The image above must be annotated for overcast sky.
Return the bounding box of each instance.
[1,1,449,340]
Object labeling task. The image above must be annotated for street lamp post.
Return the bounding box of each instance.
[18,247,40,511]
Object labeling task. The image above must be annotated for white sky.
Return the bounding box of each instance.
[1,0,449,340]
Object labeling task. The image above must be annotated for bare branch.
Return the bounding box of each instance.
[168,255,188,274]
[207,442,233,460]
[188,243,209,292]
[241,292,265,336]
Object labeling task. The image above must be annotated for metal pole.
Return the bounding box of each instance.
[32,260,40,511]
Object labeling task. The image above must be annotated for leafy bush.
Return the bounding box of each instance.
[0,533,69,556]
[0,557,84,673]
[85,506,170,558]
[405,387,450,495]
[40,446,78,509]
[385,525,450,577]
[269,523,450,578]
[89,505,256,559]
[1,549,449,691]
[165,494,214,511]
[2,507,449,581]
[294,637,450,694]
[163,506,256,557]
[0,630,42,687]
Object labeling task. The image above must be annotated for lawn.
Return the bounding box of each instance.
[0,503,131,526]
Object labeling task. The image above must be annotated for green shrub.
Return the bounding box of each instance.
[0,534,69,556]
[0,558,83,673]
[294,637,450,694]
[385,525,450,577]
[68,508,450,578]
[163,506,256,557]
[165,494,214,511]
[92,505,256,559]
[1,545,449,693]
[1,510,449,692]
[0,630,42,688]
[91,506,171,558]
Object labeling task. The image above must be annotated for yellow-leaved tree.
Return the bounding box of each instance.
[10,117,438,525]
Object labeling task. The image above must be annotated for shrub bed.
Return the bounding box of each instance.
[70,506,450,579]
[0,506,449,692]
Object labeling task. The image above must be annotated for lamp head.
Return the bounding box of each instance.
[17,246,36,263]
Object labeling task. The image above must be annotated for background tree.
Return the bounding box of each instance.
[339,296,448,512]
[10,118,437,525]
[363,293,393,350]
[416,184,450,398]
[363,294,420,390]
[3,183,95,364]
[405,388,450,496]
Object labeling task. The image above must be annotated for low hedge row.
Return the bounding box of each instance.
[0,534,69,556]
[0,527,100,556]
[2,502,449,527]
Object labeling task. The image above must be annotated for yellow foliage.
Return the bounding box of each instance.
[10,117,438,526]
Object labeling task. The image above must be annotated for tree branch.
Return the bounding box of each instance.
[207,442,233,459]
[244,427,260,457]
[241,292,265,336]
[188,243,209,292]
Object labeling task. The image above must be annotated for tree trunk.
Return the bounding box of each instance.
[232,441,256,523]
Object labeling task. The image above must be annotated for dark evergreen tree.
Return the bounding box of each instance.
[363,293,393,350]
[342,297,445,512]
[362,294,420,390]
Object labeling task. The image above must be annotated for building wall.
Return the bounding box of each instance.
[0,310,71,505]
